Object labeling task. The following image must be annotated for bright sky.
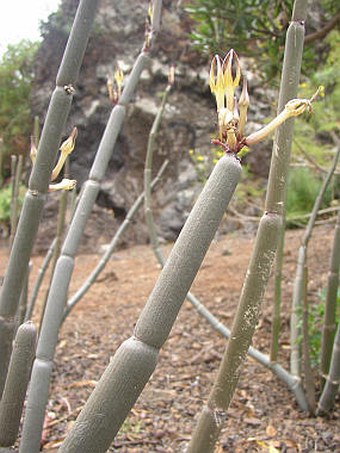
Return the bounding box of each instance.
[0,0,61,55]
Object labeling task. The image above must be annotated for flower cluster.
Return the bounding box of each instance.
[30,127,77,192]
[209,49,321,155]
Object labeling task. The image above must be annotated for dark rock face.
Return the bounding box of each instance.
[32,0,272,252]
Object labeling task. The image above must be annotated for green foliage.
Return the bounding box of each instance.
[186,0,338,81]
[308,288,340,367]
[0,185,12,223]
[186,0,291,79]
[0,40,38,175]
[0,183,25,223]
[295,30,339,138]
[286,167,332,220]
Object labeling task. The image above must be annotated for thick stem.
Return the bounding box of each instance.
[63,160,168,320]
[59,154,241,453]
[187,291,308,411]
[187,212,281,452]
[0,322,36,447]
[39,190,68,332]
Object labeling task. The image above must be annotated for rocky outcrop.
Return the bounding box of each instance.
[32,0,273,252]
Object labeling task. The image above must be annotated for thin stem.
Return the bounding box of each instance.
[63,160,168,320]
[24,239,56,322]
[317,322,340,414]
[301,266,316,413]
[9,155,23,251]
[144,83,172,266]
[320,209,340,378]
[290,143,340,377]
[0,322,36,447]
[39,191,68,334]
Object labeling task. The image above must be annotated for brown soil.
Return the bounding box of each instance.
[1,224,339,452]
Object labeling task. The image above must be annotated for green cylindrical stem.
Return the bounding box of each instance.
[37,256,74,360]
[64,161,168,319]
[60,180,100,256]
[60,154,241,452]
[0,322,36,447]
[301,266,316,413]
[265,18,306,214]
[19,256,74,452]
[118,53,149,106]
[291,145,340,377]
[264,0,306,377]
[19,359,53,453]
[321,210,340,377]
[0,192,44,396]
[188,212,281,453]
[290,245,305,376]
[24,239,56,322]
[136,155,242,348]
[88,106,126,182]
[0,318,14,399]
[0,192,45,318]
[187,291,308,410]
[56,0,100,86]
[317,322,340,414]
[15,264,30,329]
[39,191,68,330]
[10,155,23,249]
[59,337,159,453]
[144,84,171,267]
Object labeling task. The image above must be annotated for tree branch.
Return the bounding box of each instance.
[304,13,340,44]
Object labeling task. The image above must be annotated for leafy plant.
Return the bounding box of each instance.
[186,0,339,81]
[286,167,332,220]
[308,288,340,367]
[292,30,340,165]
[186,0,292,79]
[0,40,38,176]
[0,183,25,223]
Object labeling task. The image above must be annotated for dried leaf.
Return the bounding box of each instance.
[266,424,277,437]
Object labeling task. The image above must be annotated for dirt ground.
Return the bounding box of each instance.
[1,223,339,452]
